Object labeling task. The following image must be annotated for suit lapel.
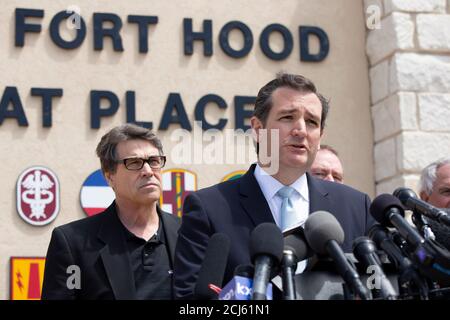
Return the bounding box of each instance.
[159,208,179,267]
[239,164,275,227]
[307,173,333,214]
[97,203,136,300]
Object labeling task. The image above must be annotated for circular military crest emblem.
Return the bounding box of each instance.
[16,166,60,226]
[80,169,115,216]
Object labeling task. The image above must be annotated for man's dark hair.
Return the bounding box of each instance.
[96,123,163,174]
[253,72,329,130]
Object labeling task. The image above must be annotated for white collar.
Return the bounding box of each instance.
[254,164,309,202]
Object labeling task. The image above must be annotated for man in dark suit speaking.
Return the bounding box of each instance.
[173,73,375,299]
[42,124,180,299]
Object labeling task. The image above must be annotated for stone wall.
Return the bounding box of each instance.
[364,0,450,195]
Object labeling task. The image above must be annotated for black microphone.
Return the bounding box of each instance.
[424,215,450,251]
[194,233,230,299]
[352,237,397,300]
[394,187,450,227]
[234,264,254,278]
[282,230,313,300]
[369,224,417,274]
[370,194,425,249]
[250,223,283,300]
[370,194,450,287]
[304,211,372,300]
[368,224,430,299]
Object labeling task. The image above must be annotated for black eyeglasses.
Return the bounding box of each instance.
[118,155,166,171]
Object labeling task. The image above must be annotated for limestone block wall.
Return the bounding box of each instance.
[364,0,450,195]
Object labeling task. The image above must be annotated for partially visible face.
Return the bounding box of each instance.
[105,139,162,206]
[310,149,344,183]
[251,87,323,176]
[421,163,450,208]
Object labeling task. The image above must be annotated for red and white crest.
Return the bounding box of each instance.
[16,166,60,226]
[160,169,197,217]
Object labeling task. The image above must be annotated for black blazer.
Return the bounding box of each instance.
[42,202,180,300]
[173,164,375,298]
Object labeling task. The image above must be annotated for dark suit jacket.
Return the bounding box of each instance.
[173,164,375,298]
[42,202,180,300]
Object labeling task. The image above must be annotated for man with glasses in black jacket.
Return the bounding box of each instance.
[42,124,180,300]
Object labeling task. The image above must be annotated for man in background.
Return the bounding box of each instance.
[418,158,450,250]
[42,124,180,299]
[309,144,344,184]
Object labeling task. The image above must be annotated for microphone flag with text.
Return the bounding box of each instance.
[219,264,273,300]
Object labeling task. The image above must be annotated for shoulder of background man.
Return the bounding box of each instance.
[49,204,118,251]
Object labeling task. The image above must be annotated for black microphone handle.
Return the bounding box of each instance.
[354,246,397,299]
[370,226,430,299]
[388,210,424,248]
[252,255,273,300]
[373,229,413,271]
[326,240,371,300]
[281,251,297,300]
[401,193,450,227]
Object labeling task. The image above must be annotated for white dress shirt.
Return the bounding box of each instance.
[254,163,310,230]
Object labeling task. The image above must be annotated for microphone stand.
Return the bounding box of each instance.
[281,250,297,300]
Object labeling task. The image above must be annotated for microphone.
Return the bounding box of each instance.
[352,237,397,300]
[219,264,274,300]
[368,224,430,299]
[424,215,450,251]
[370,194,450,287]
[370,194,425,249]
[250,223,283,300]
[282,230,313,300]
[303,211,372,300]
[393,187,450,227]
[194,233,230,300]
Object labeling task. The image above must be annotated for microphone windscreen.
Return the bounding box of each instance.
[249,223,283,264]
[393,187,417,205]
[352,236,377,258]
[284,230,313,261]
[368,224,390,246]
[304,210,345,255]
[194,233,230,299]
[370,194,404,226]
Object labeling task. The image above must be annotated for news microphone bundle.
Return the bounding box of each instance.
[393,187,450,227]
[304,210,372,300]
[370,194,450,288]
[369,224,430,299]
[194,233,230,299]
[249,223,284,300]
[393,188,450,249]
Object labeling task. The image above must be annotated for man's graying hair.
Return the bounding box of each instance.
[319,144,340,157]
[96,123,163,175]
[419,158,450,195]
[253,72,330,130]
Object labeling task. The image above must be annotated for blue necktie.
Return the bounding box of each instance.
[277,186,297,232]
[277,186,307,273]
